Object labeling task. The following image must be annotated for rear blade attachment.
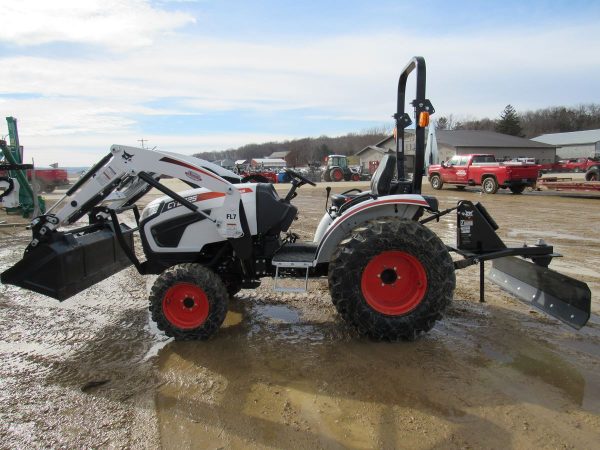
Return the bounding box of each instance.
[488,256,591,329]
[1,223,134,301]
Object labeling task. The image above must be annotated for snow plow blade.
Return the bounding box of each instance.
[488,256,591,329]
[1,224,134,301]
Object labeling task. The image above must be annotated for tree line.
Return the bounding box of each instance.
[193,126,390,166]
[194,103,600,165]
[436,103,600,138]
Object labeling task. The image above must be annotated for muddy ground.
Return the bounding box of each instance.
[1,179,599,449]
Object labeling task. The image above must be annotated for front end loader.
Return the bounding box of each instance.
[1,57,592,341]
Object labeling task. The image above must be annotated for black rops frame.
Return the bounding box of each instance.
[394,56,434,194]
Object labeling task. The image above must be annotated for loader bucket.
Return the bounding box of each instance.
[1,224,134,301]
[488,256,591,329]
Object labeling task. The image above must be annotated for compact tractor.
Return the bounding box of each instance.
[322,154,360,182]
[1,57,591,341]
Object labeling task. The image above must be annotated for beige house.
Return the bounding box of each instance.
[356,132,416,174]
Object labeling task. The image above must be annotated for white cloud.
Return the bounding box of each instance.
[0,1,599,166]
[0,0,195,50]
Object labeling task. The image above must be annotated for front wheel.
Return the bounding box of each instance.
[330,167,344,182]
[430,175,443,190]
[149,264,228,340]
[482,177,499,194]
[328,219,456,340]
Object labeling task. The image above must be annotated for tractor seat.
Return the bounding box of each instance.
[330,154,397,210]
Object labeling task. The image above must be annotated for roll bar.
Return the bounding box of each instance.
[394,56,434,194]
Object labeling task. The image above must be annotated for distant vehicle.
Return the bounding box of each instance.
[0,167,69,193]
[322,155,360,182]
[428,154,540,194]
[562,158,596,173]
[555,157,600,174]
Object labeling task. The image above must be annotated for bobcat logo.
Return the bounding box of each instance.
[122,151,134,162]
[185,170,203,182]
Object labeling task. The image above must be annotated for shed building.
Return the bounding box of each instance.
[250,158,287,168]
[532,129,600,159]
[435,130,556,164]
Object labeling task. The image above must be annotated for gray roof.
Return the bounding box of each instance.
[355,132,413,156]
[437,130,554,149]
[532,129,600,146]
[269,150,290,158]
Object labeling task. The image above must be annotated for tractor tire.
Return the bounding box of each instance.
[44,185,56,193]
[343,172,351,181]
[328,219,455,341]
[330,167,344,182]
[509,185,525,194]
[323,170,331,182]
[0,176,14,200]
[482,177,499,194]
[149,263,228,340]
[430,174,443,190]
[585,167,599,182]
[351,173,360,182]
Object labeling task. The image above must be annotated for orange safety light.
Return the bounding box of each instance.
[418,111,430,127]
[393,126,397,140]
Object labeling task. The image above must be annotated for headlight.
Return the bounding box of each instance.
[140,203,161,221]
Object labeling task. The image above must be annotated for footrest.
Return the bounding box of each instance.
[272,242,317,268]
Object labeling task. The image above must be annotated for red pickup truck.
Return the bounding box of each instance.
[0,167,69,193]
[428,154,540,194]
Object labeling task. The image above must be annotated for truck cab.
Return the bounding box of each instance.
[429,154,540,194]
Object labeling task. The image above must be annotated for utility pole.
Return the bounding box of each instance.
[137,138,147,149]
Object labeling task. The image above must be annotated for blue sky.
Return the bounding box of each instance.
[1,0,599,165]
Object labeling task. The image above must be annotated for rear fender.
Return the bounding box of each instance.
[314,195,429,264]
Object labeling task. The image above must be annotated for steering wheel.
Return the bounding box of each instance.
[284,168,316,186]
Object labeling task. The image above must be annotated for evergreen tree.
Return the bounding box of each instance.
[495,104,523,136]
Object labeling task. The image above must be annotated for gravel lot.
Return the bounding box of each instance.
[1,179,599,449]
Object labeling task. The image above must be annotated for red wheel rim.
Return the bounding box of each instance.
[162,282,209,329]
[352,174,360,181]
[360,251,427,315]
[332,169,343,181]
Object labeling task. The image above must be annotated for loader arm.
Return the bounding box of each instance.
[31,145,244,248]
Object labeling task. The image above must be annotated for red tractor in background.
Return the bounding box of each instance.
[322,154,360,182]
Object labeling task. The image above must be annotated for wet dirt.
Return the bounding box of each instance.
[1,181,599,448]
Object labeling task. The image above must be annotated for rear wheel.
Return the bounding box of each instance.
[509,185,525,194]
[482,177,499,194]
[585,167,599,181]
[330,167,344,182]
[149,263,228,340]
[44,185,56,193]
[328,219,455,340]
[430,174,443,190]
